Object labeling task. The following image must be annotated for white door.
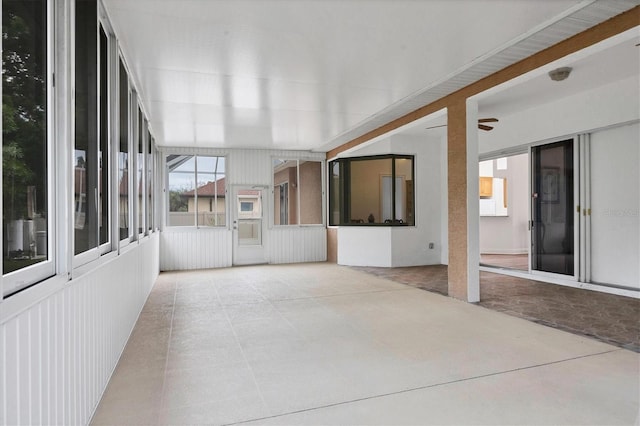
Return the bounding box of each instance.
[232,186,267,265]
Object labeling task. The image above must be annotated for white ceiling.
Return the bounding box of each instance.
[394,28,640,137]
[102,0,638,151]
[478,34,640,119]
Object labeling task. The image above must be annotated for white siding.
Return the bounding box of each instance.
[161,148,327,269]
[1,235,159,426]
[228,149,272,185]
[160,228,233,271]
[268,227,327,264]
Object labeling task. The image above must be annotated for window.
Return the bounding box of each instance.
[74,0,111,258]
[147,130,153,232]
[277,182,289,225]
[329,155,414,226]
[196,156,225,227]
[240,202,253,212]
[118,59,130,240]
[137,107,145,235]
[99,26,110,247]
[2,0,53,295]
[166,155,226,227]
[272,159,323,225]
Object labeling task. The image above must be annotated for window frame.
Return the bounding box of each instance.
[2,0,56,297]
[1,0,156,299]
[97,19,113,255]
[135,103,145,238]
[72,3,114,268]
[146,127,153,234]
[328,154,415,227]
[117,57,134,247]
[271,157,325,227]
[165,154,227,228]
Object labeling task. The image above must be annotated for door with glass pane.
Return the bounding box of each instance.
[531,139,576,276]
[232,186,266,265]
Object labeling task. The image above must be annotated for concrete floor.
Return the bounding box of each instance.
[92,263,639,425]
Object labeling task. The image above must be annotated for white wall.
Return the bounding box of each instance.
[160,148,327,270]
[479,76,640,155]
[590,122,639,289]
[338,227,393,267]
[268,227,327,264]
[478,74,639,290]
[160,228,232,270]
[337,133,443,267]
[479,153,529,254]
[1,235,159,426]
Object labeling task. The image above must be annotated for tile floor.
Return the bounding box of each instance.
[91,263,639,425]
[355,265,640,352]
[480,254,529,271]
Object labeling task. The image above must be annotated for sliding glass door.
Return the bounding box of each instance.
[531,139,575,276]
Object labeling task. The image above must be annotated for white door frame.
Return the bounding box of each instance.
[232,185,268,265]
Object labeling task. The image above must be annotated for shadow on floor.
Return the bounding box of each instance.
[352,265,640,352]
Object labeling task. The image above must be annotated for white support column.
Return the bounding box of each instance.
[57,0,74,280]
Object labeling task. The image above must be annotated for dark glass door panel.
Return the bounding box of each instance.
[531,140,574,275]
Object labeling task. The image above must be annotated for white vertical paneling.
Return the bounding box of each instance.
[54,292,63,425]
[19,315,29,424]
[159,148,325,270]
[42,300,50,425]
[5,318,19,425]
[1,326,5,426]
[268,227,327,264]
[162,226,325,270]
[68,288,75,425]
[229,149,271,185]
[30,308,40,426]
[0,234,160,426]
[160,228,232,271]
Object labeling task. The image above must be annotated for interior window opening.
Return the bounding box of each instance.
[328,155,414,226]
[273,159,323,226]
[479,153,529,272]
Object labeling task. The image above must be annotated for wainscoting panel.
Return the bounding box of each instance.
[1,235,159,426]
[268,226,327,264]
[160,228,233,271]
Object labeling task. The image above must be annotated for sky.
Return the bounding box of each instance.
[168,155,226,191]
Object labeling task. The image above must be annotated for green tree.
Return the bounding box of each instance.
[2,1,48,222]
[169,190,188,212]
[3,143,32,220]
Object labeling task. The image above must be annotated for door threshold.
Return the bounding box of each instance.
[479,265,639,298]
[232,262,269,267]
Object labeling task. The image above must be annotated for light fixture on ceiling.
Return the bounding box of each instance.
[548,67,572,82]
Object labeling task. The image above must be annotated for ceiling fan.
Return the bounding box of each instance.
[425,117,499,131]
[477,117,498,131]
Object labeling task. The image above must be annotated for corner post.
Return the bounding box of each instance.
[447,100,480,302]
